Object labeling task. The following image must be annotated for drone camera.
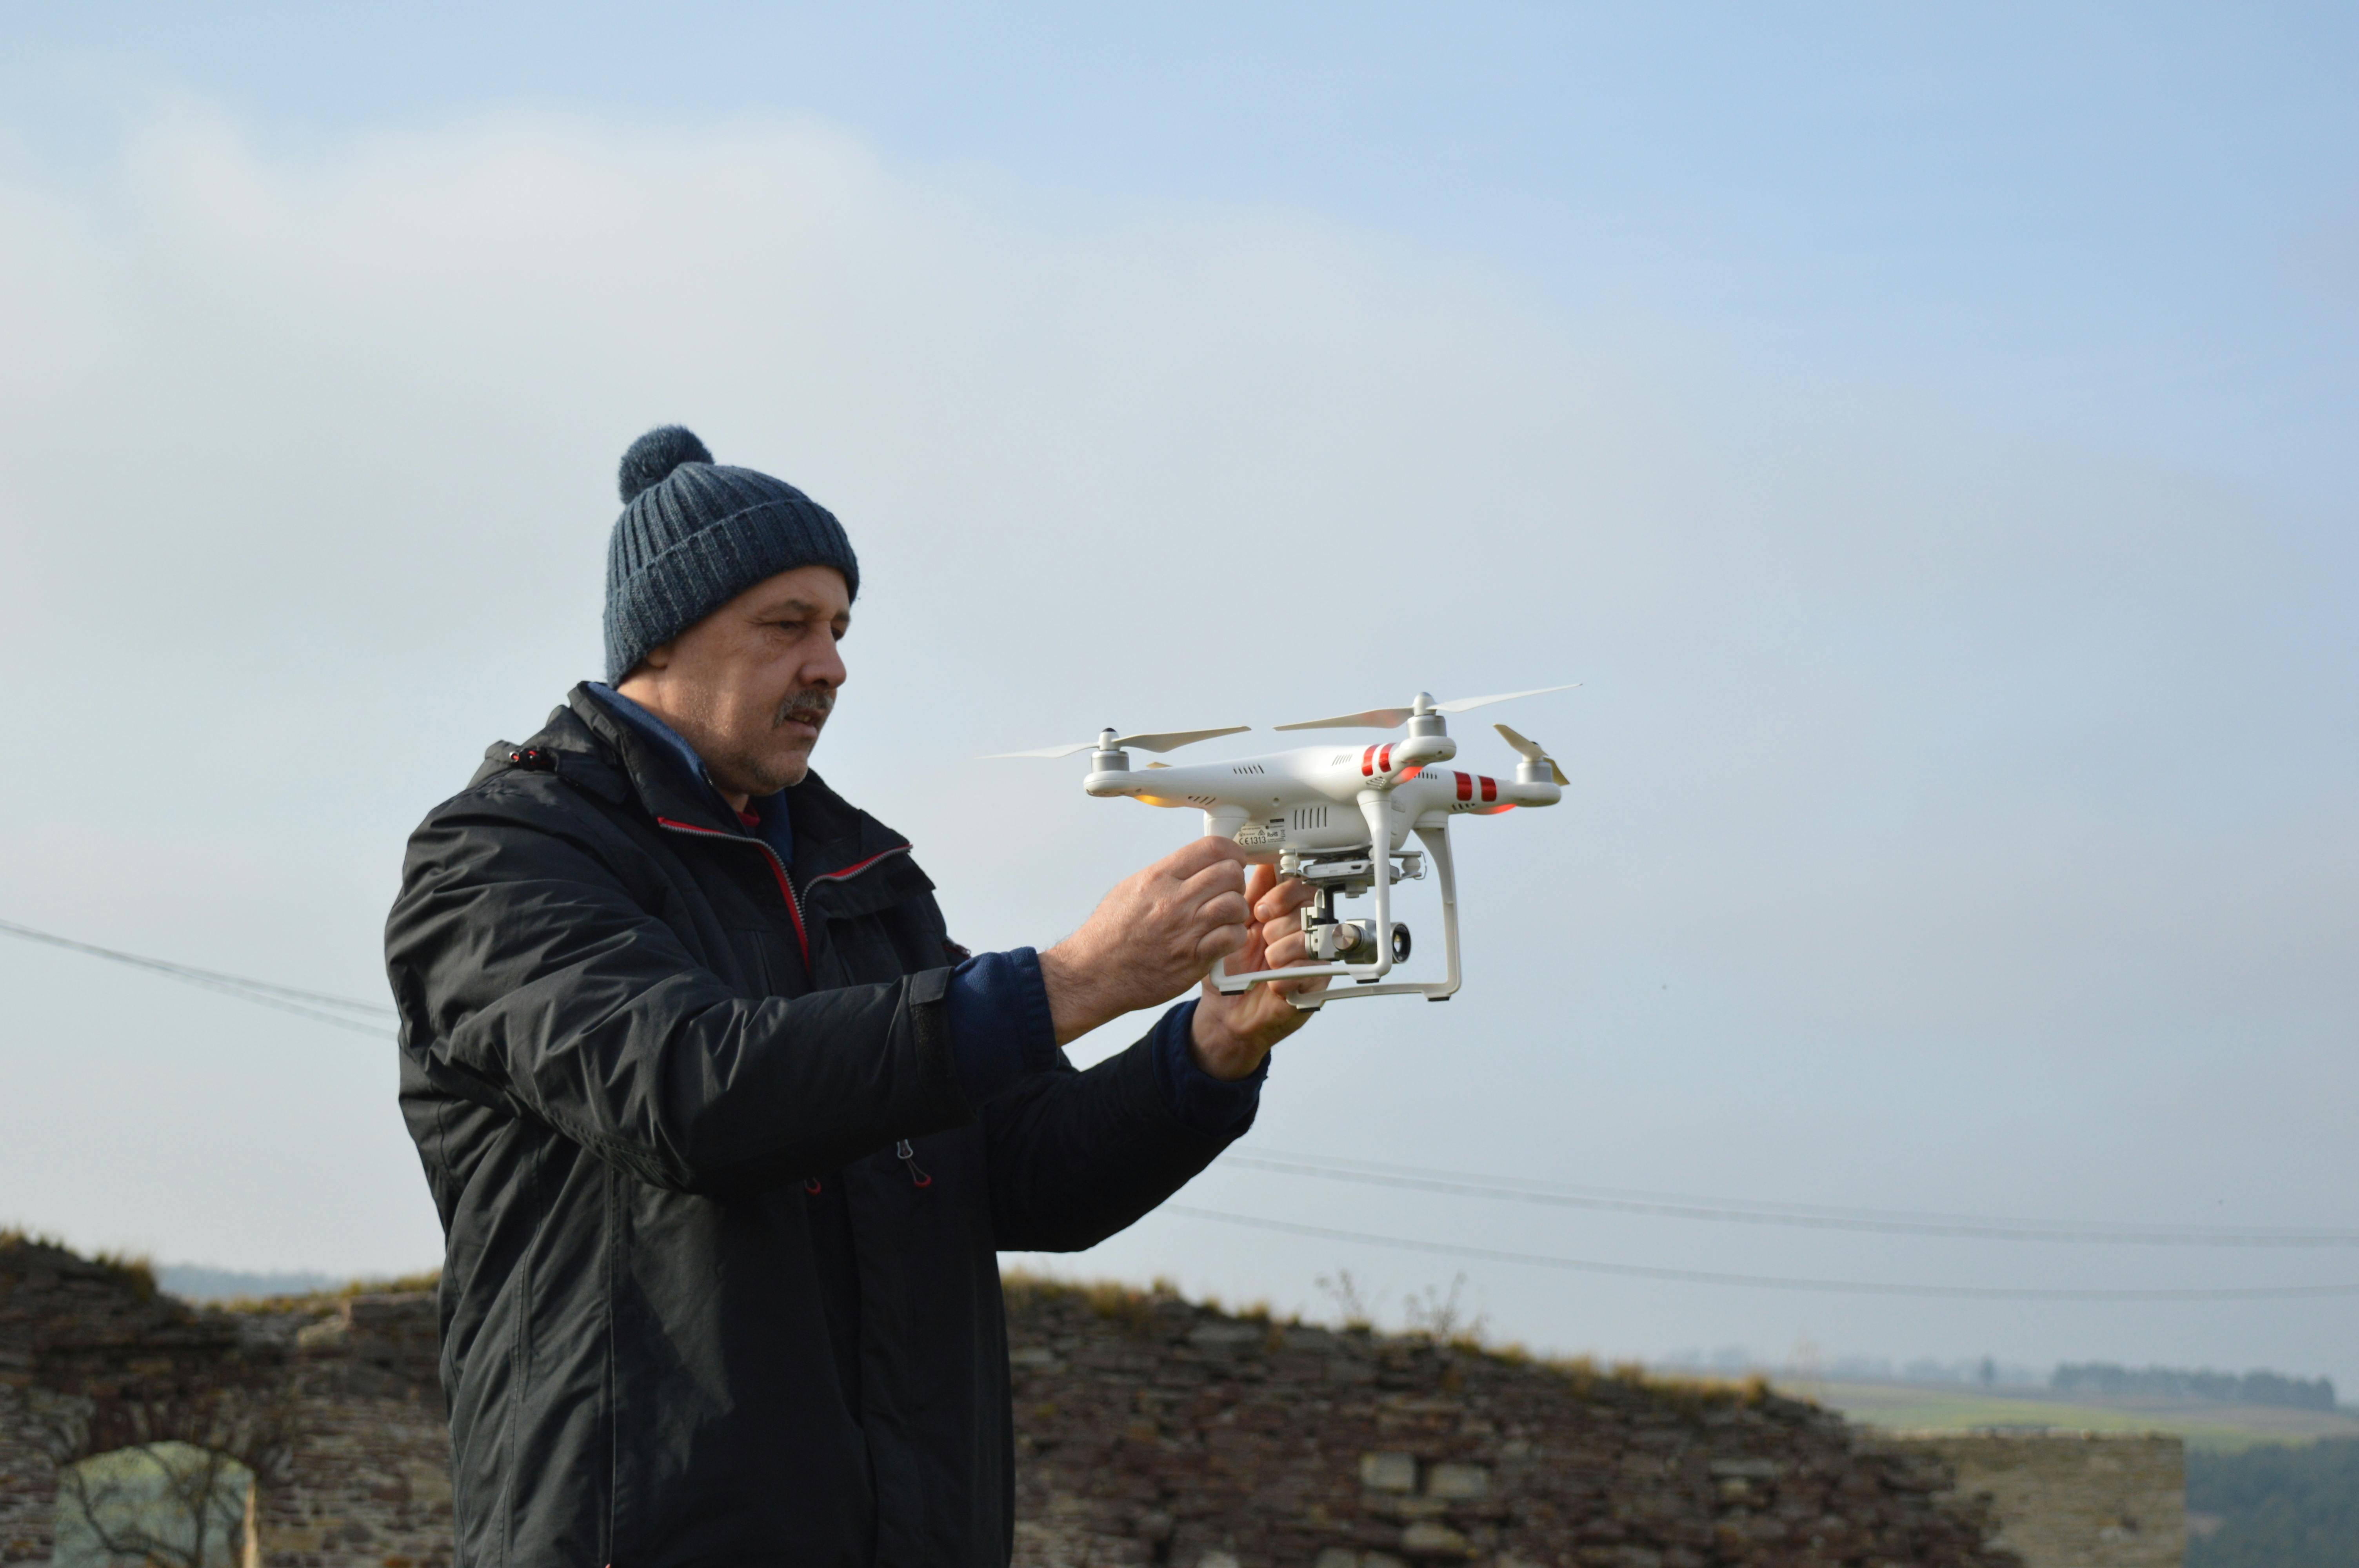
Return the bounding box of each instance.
[1311,918,1411,966]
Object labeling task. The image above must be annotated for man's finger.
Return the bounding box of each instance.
[1254,877,1313,921]
[1176,857,1249,904]
[1265,931,1310,968]
[1166,836,1253,876]
[1195,891,1252,931]
[1194,923,1248,962]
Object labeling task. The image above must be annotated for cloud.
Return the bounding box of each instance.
[0,106,2351,1377]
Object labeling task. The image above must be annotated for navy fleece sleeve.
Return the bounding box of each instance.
[945,947,1060,1103]
[947,956,1265,1132]
[1147,999,1265,1136]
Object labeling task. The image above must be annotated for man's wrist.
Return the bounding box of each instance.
[1153,1000,1265,1136]
[1036,942,1111,1047]
[1186,1000,1268,1082]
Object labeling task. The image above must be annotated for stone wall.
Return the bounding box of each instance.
[7,1239,2186,1568]
[253,1296,452,1567]
[3,1236,285,1566]
[1878,1434,2183,1568]
[0,1236,448,1568]
[1004,1278,2011,1568]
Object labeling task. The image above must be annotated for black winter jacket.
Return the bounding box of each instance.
[385,688,1249,1567]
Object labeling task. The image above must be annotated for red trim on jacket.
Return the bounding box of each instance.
[656,816,812,968]
[806,844,911,887]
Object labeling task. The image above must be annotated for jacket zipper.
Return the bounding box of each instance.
[652,823,915,970]
[655,820,927,1192]
[653,817,812,967]
[894,1139,931,1188]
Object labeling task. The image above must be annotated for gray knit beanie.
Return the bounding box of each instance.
[602,426,861,682]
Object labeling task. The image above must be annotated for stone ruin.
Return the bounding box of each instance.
[1000,1277,2014,1568]
[3,1234,2173,1566]
[0,1237,448,1566]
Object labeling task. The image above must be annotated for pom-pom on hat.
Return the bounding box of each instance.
[601,425,860,683]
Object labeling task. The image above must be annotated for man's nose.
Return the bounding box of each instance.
[807,638,849,690]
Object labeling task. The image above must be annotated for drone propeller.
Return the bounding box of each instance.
[1494,722,1570,786]
[983,725,1249,760]
[1273,683,1580,732]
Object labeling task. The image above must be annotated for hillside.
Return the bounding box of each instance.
[1783,1377,2359,1452]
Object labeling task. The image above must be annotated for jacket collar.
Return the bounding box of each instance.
[534,683,909,883]
[581,682,738,816]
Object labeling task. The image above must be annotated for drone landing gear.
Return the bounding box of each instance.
[1210,808,1462,1010]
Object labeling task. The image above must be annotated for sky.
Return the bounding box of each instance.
[0,3,2354,1388]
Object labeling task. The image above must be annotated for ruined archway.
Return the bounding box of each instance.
[53,1441,258,1568]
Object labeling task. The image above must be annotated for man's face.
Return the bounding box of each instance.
[615,565,851,801]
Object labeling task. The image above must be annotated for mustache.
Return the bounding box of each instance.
[776,688,836,726]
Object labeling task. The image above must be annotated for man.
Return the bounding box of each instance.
[385,425,1323,1567]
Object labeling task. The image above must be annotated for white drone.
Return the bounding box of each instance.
[992,685,1575,1009]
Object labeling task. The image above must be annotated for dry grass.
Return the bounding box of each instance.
[93,1250,158,1301]
[1526,1351,1769,1409]
[207,1269,442,1314]
[1000,1264,1787,1414]
[342,1269,440,1296]
[1,1228,156,1300]
[1001,1269,1177,1335]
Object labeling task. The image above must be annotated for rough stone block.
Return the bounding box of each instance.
[1398,1518,1471,1556]
[1424,1462,1488,1499]
[1359,1452,1417,1493]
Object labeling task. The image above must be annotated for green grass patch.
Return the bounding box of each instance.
[1785,1379,2359,1452]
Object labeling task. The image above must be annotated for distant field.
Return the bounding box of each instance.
[1779,1379,2359,1452]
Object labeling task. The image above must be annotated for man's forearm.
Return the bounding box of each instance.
[981,1014,1251,1253]
[1036,941,1126,1046]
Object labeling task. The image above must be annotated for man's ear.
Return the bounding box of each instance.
[615,642,673,697]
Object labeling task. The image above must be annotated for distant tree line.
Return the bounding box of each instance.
[2051,1363,2337,1411]
[2187,1439,2359,1568]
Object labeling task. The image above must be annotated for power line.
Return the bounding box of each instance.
[0,918,398,1038]
[1227,1151,2359,1249]
[1166,1207,2359,1302]
[12,912,2355,1296]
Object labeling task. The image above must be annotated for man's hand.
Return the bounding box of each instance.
[1188,863,1328,1079]
[1038,837,1254,1045]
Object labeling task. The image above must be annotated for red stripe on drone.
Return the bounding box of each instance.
[1361,746,1377,777]
[1454,771,1473,802]
[1480,775,1497,803]
[1378,743,1395,773]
